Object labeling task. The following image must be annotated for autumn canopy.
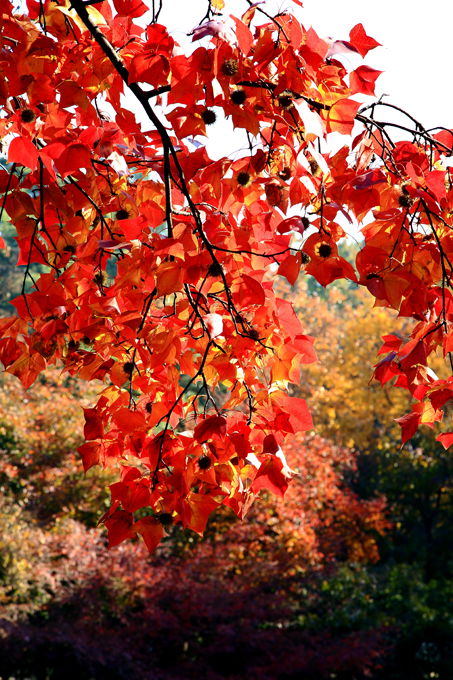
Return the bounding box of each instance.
[1,0,452,550]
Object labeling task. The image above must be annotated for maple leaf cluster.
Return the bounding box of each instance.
[0,0,452,550]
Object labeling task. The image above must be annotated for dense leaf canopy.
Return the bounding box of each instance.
[1,0,453,549]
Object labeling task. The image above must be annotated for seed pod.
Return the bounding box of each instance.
[208,262,223,277]
[278,167,292,181]
[123,361,134,376]
[308,158,320,175]
[230,89,247,105]
[317,243,332,258]
[201,109,217,125]
[157,512,173,527]
[236,171,251,186]
[277,92,294,109]
[221,58,239,76]
[398,191,413,208]
[198,455,212,470]
[20,109,35,123]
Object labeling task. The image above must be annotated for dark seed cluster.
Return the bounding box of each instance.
[208,262,223,277]
[20,109,35,123]
[230,89,247,105]
[123,361,134,376]
[201,109,217,125]
[221,58,239,76]
[198,455,212,470]
[157,512,173,527]
[237,171,251,186]
[317,243,332,258]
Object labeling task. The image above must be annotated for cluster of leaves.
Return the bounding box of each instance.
[169,432,390,575]
[0,374,389,604]
[1,0,453,549]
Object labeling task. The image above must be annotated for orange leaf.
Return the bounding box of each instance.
[78,441,101,472]
[8,137,38,171]
[395,411,420,445]
[156,261,184,295]
[350,66,382,96]
[436,432,453,449]
[129,52,170,86]
[234,274,266,307]
[56,144,91,177]
[105,509,134,548]
[112,408,146,433]
[7,351,46,389]
[278,253,301,286]
[251,457,289,498]
[326,99,361,135]
[83,407,104,440]
[231,15,253,55]
[134,517,164,551]
[183,493,220,534]
[194,415,227,442]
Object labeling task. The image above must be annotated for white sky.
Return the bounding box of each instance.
[126,0,452,239]
[148,0,452,131]
[301,0,452,131]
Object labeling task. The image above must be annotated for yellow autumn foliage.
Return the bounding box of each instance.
[292,278,413,450]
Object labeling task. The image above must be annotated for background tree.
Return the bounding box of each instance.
[290,277,453,582]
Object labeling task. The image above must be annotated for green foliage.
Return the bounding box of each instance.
[0,218,23,314]
[355,435,453,580]
[293,564,453,679]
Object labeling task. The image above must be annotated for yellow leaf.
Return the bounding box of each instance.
[58,0,107,32]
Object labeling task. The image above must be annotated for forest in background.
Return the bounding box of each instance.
[0,233,452,680]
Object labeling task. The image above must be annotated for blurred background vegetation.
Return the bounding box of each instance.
[0,231,452,679]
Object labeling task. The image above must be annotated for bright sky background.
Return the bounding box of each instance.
[148,0,452,131]
[301,0,452,130]
[130,0,452,239]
